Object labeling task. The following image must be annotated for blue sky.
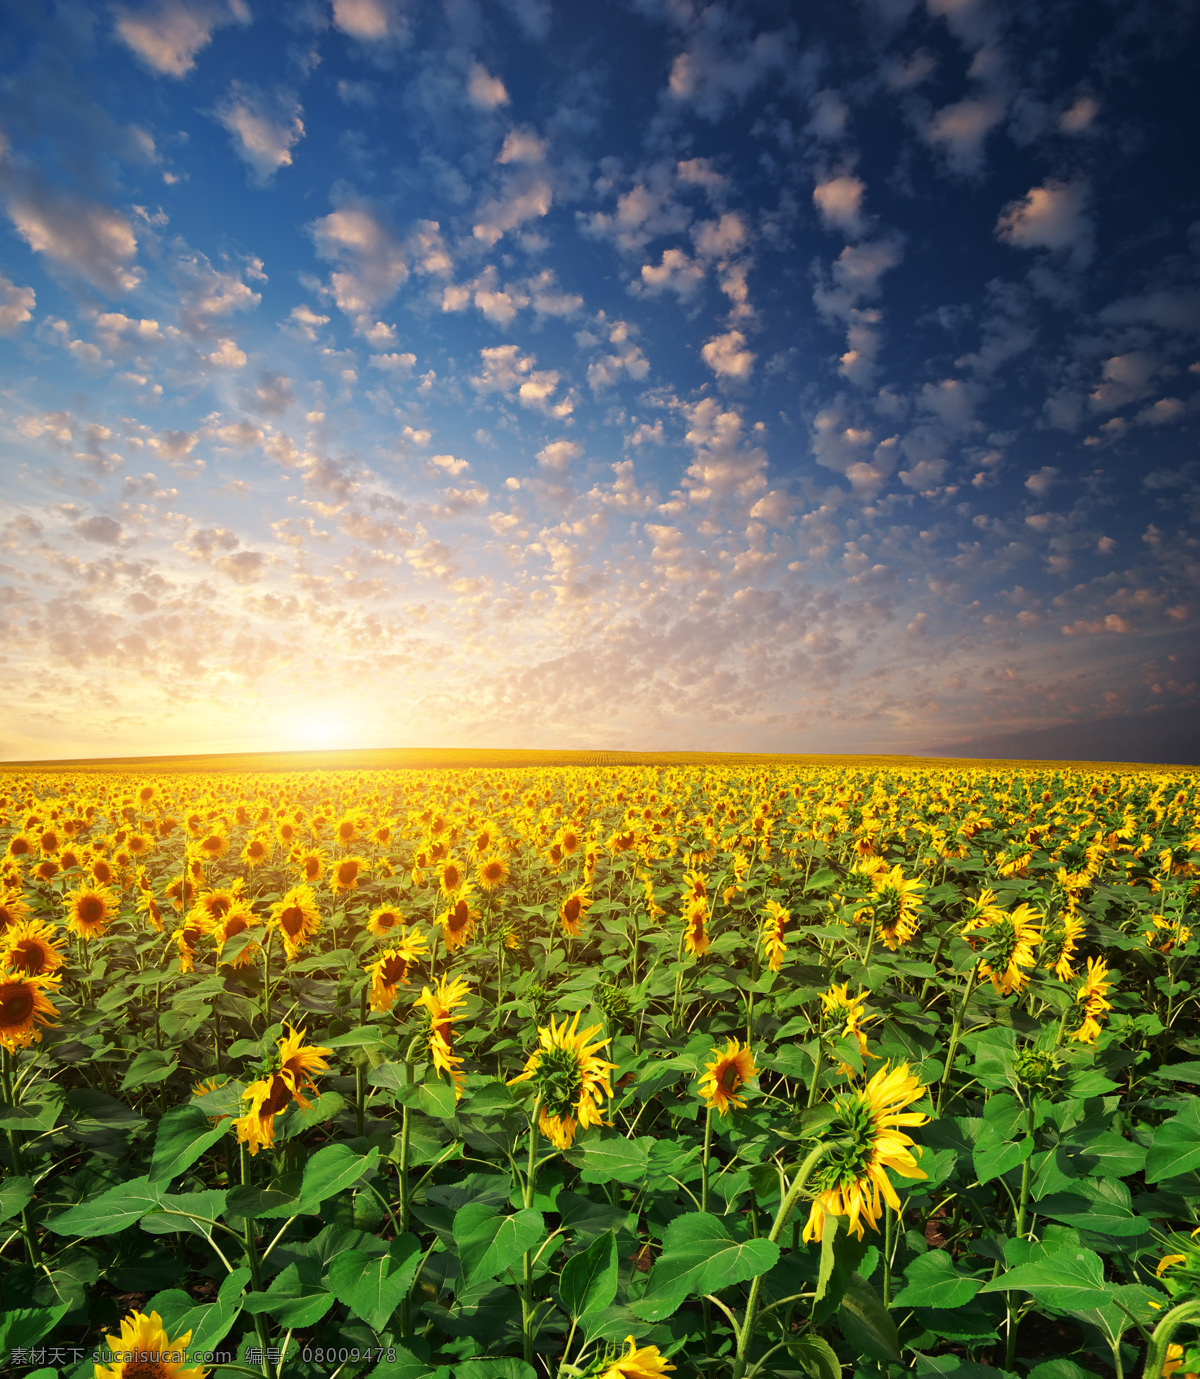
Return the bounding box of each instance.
[1,0,1198,762]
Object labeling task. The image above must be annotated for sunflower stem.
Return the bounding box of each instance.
[261,928,272,1029]
[521,1094,542,1364]
[239,1142,272,1378]
[732,1142,832,1379]
[935,961,979,1116]
[701,1105,713,1214]
[1140,1300,1200,1379]
[806,1035,824,1110]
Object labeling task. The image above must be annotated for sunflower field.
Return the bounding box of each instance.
[1,761,1199,1379]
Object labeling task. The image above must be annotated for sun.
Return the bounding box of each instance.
[282,713,352,750]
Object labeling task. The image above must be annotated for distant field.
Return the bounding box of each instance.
[0,745,1195,772]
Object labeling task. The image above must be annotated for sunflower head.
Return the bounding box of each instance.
[477,854,509,889]
[94,1307,207,1379]
[597,1335,676,1379]
[1,918,66,977]
[0,972,60,1051]
[507,1011,615,1149]
[803,1061,930,1242]
[67,883,116,940]
[697,1038,758,1116]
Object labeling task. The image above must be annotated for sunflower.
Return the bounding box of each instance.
[1071,956,1114,1044]
[66,883,117,940]
[173,915,208,974]
[0,972,60,1051]
[36,827,61,856]
[233,1071,295,1156]
[276,1023,333,1104]
[196,826,229,861]
[367,902,405,940]
[682,895,710,958]
[507,1011,615,1149]
[1040,914,1085,981]
[87,854,117,888]
[440,885,480,952]
[164,873,198,912]
[329,854,369,895]
[819,983,880,1074]
[212,901,262,969]
[32,859,60,884]
[334,812,360,846]
[697,1038,758,1116]
[189,884,244,929]
[240,834,271,868]
[438,857,465,897]
[294,847,326,884]
[5,833,33,860]
[962,902,1043,996]
[597,1336,676,1379]
[414,975,471,1099]
[476,854,509,889]
[93,1308,208,1379]
[2,918,66,977]
[1146,915,1193,955]
[233,1025,333,1155]
[559,888,592,938]
[125,832,154,858]
[367,931,430,1012]
[802,1061,930,1243]
[276,819,298,847]
[761,899,789,972]
[269,885,321,960]
[135,889,164,933]
[867,865,926,949]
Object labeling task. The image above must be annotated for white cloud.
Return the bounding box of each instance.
[701,329,755,381]
[692,211,748,261]
[496,0,549,39]
[216,83,305,185]
[995,182,1093,267]
[682,399,767,506]
[1025,465,1058,496]
[174,250,262,334]
[640,247,705,300]
[2,173,139,295]
[1058,94,1100,135]
[825,238,903,302]
[1136,397,1186,426]
[666,28,790,121]
[537,439,582,475]
[471,344,572,416]
[310,205,407,335]
[527,269,582,318]
[677,157,728,199]
[206,336,246,367]
[587,320,650,391]
[923,94,1005,176]
[472,175,552,247]
[112,0,248,77]
[813,175,866,237]
[497,127,547,164]
[331,0,408,42]
[1098,290,1200,332]
[1088,353,1157,412]
[75,514,123,544]
[467,62,509,109]
[287,304,330,340]
[370,350,416,372]
[580,171,689,255]
[0,275,35,334]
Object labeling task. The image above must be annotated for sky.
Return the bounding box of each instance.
[1,0,1198,764]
